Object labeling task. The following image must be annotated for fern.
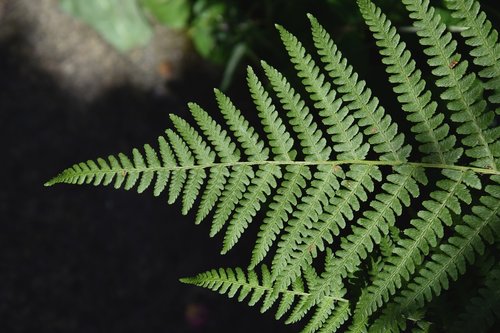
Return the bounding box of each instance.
[369,175,500,332]
[46,0,500,331]
[444,0,500,111]
[402,0,499,170]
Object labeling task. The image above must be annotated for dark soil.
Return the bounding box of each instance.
[0,1,296,332]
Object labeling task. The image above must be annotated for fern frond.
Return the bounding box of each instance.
[250,164,311,268]
[211,165,254,236]
[347,314,368,333]
[276,24,369,161]
[157,136,176,197]
[46,4,500,332]
[261,61,331,162]
[214,89,269,161]
[402,0,499,170]
[169,114,216,165]
[354,170,480,321]
[246,66,296,161]
[371,175,499,331]
[246,67,309,267]
[289,18,435,304]
[212,89,285,253]
[318,301,350,333]
[44,134,180,199]
[197,165,230,224]
[180,264,348,330]
[258,58,345,285]
[272,23,385,290]
[412,321,432,333]
[445,0,500,108]
[165,129,206,214]
[271,164,342,288]
[397,176,499,309]
[222,163,282,253]
[307,14,411,162]
[169,114,224,222]
[344,1,499,324]
[342,2,497,325]
[352,5,496,328]
[188,102,240,163]
[188,102,255,235]
[379,227,401,261]
[308,165,425,306]
[358,0,462,165]
[285,164,382,287]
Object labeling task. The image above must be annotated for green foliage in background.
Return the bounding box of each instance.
[60,0,153,52]
[60,0,494,90]
[49,0,499,331]
[141,0,190,29]
[59,0,498,63]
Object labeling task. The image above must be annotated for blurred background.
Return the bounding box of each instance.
[1,0,498,332]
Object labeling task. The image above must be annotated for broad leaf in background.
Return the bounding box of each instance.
[60,0,153,52]
[141,0,190,29]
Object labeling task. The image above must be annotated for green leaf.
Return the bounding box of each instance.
[60,0,153,52]
[140,0,190,29]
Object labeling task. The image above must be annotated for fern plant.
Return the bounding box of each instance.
[46,0,499,331]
